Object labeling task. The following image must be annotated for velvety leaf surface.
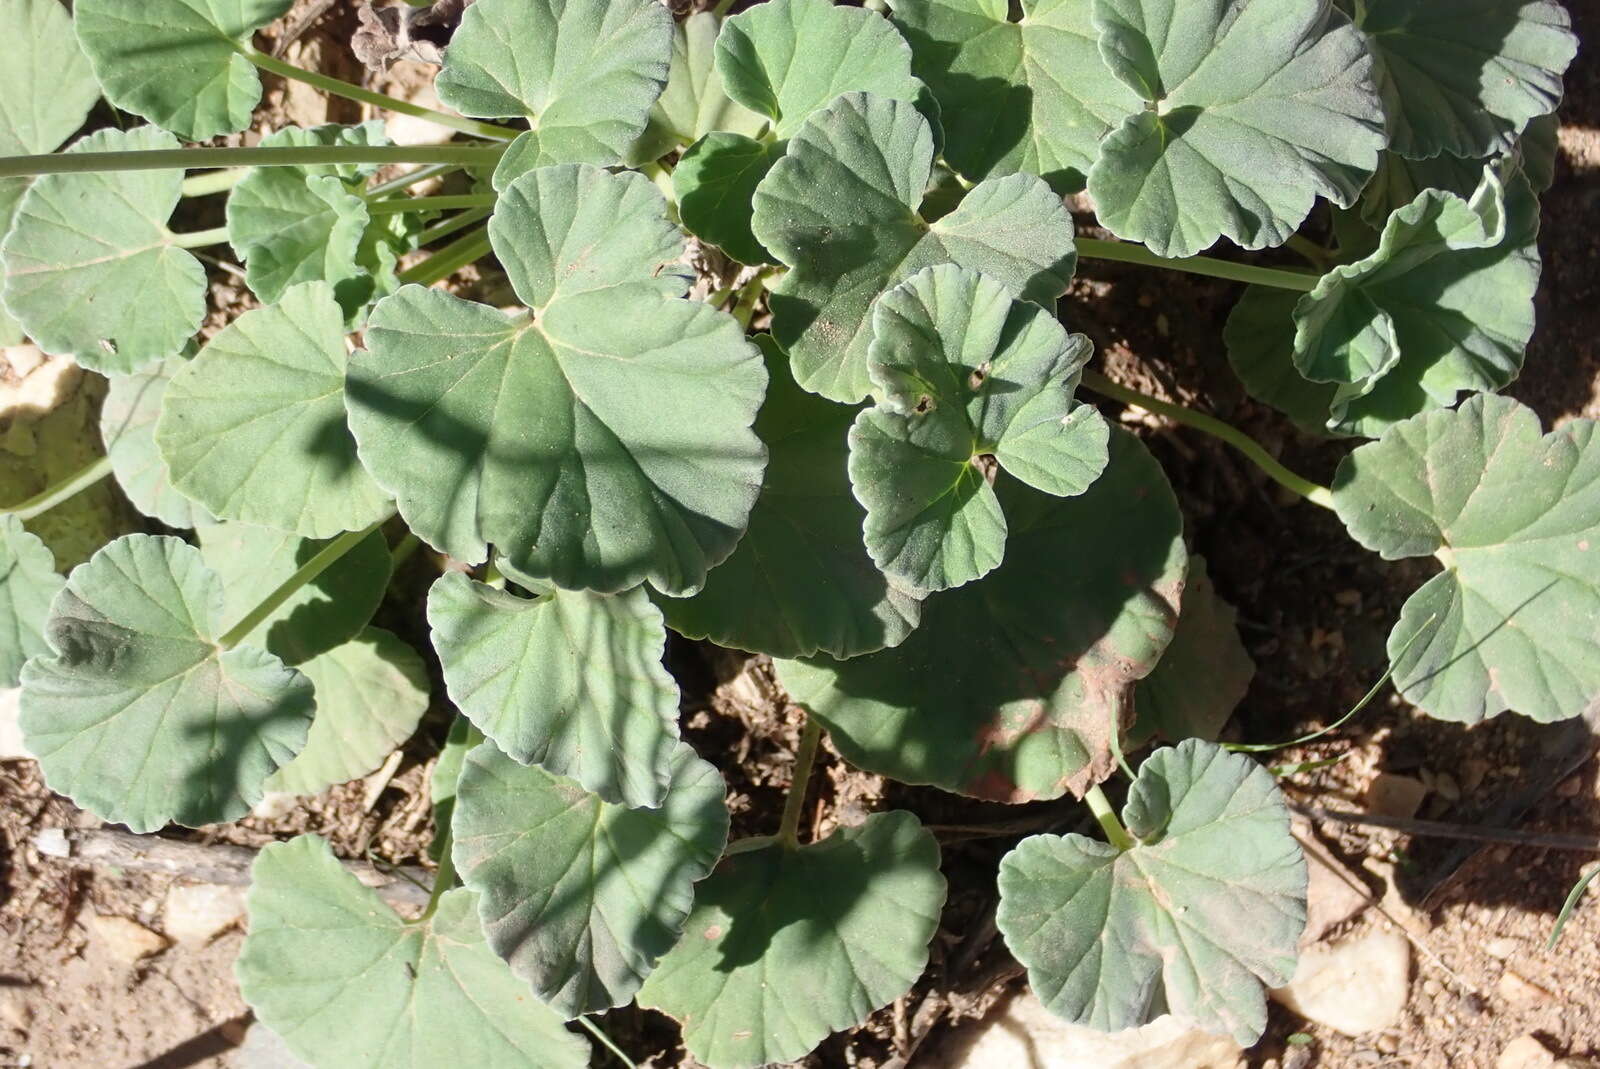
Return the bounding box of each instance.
[427,570,680,809]
[159,283,391,538]
[1332,394,1600,724]
[674,133,784,266]
[348,164,765,595]
[237,835,589,1069]
[1131,556,1253,746]
[1,126,205,373]
[452,740,729,1017]
[437,0,670,172]
[1086,0,1385,258]
[101,358,218,530]
[626,11,766,164]
[428,717,482,864]
[752,92,1077,402]
[777,428,1184,802]
[199,523,391,667]
[265,627,430,796]
[1359,149,1489,229]
[850,264,1108,592]
[997,741,1305,1043]
[656,336,922,660]
[0,514,63,687]
[889,0,1140,192]
[74,0,292,140]
[637,811,946,1069]
[19,534,312,832]
[1357,0,1576,160]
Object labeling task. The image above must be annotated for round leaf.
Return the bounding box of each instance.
[348,164,766,595]
[427,570,680,809]
[850,264,1108,592]
[656,335,923,660]
[452,740,730,1017]
[238,835,589,1069]
[637,810,946,1069]
[0,515,64,687]
[1332,393,1600,724]
[74,0,292,140]
[625,11,766,164]
[752,92,1078,403]
[159,282,392,538]
[18,534,313,832]
[101,358,219,529]
[265,627,431,797]
[777,428,1185,802]
[674,132,782,266]
[1,125,205,373]
[1223,285,1340,437]
[1131,555,1254,746]
[1086,0,1385,258]
[997,740,1305,1044]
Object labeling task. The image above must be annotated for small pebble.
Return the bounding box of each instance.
[1498,1034,1556,1069]
[1556,776,1582,798]
[1484,937,1519,960]
[1497,969,1555,1006]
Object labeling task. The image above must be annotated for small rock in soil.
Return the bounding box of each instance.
[1499,1034,1556,1069]
[1497,969,1556,1007]
[1271,928,1410,1036]
[1365,773,1427,820]
[162,883,247,947]
[1484,937,1521,960]
[0,687,28,761]
[1296,829,1370,945]
[87,913,169,965]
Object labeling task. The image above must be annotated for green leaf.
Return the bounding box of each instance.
[18,534,313,832]
[1293,166,1540,438]
[158,283,391,538]
[850,264,1108,592]
[674,132,783,266]
[638,811,946,1069]
[889,0,1140,193]
[265,627,431,796]
[656,336,922,660]
[776,428,1185,802]
[1224,286,1342,437]
[237,835,589,1069]
[74,0,292,140]
[1357,0,1576,161]
[429,717,482,864]
[452,739,729,1017]
[1085,0,1385,258]
[437,0,670,174]
[996,740,1305,1043]
[1,126,205,373]
[1131,556,1254,746]
[1359,150,1491,230]
[625,11,766,165]
[0,514,64,688]
[752,92,1077,403]
[427,570,680,809]
[1332,393,1600,724]
[101,358,219,530]
[199,523,391,667]
[348,164,765,595]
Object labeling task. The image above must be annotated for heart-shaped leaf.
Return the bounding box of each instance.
[19,534,313,832]
[452,739,729,1017]
[0,515,64,687]
[158,282,392,538]
[74,0,292,140]
[265,627,431,796]
[626,11,766,165]
[1333,393,1600,724]
[436,0,671,179]
[752,92,1077,403]
[348,164,766,595]
[1356,0,1576,161]
[850,264,1108,592]
[997,740,1305,1044]
[427,570,679,809]
[777,428,1185,802]
[1,125,206,373]
[199,523,391,667]
[1131,555,1254,746]
[656,335,922,660]
[637,810,946,1069]
[101,358,218,530]
[1086,0,1385,258]
[889,0,1140,192]
[237,835,589,1069]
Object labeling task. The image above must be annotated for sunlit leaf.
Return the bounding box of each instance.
[0,514,63,687]
[101,357,218,530]
[626,11,766,165]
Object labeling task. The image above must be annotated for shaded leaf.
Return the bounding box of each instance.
[1224,286,1342,437]
[1131,556,1254,746]
[674,132,782,266]
[0,514,64,687]
[101,357,218,530]
[625,11,766,165]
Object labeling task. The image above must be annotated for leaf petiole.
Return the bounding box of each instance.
[180,168,247,197]
[577,1017,639,1069]
[216,518,390,649]
[398,226,494,287]
[419,825,457,923]
[1076,237,1320,292]
[1083,784,1135,851]
[367,193,497,216]
[169,226,231,249]
[415,207,493,247]
[365,162,462,200]
[0,455,114,521]
[777,718,823,849]
[0,144,506,179]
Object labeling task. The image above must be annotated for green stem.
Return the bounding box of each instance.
[577,1018,638,1069]
[777,718,824,849]
[1084,785,1135,852]
[180,168,246,197]
[421,827,456,922]
[170,226,231,249]
[1,456,113,521]
[1079,369,1336,510]
[367,193,497,216]
[731,270,772,328]
[390,532,421,567]
[1286,233,1333,271]
[711,0,738,16]
[415,207,492,246]
[0,144,505,179]
[365,162,460,200]
[217,519,387,648]
[1076,237,1321,292]
[240,47,521,142]
[399,226,492,286]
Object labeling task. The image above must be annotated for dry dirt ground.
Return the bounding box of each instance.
[3,2,1600,1068]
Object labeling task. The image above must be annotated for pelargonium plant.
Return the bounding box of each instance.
[0,0,1584,1064]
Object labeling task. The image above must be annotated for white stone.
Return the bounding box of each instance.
[1270,928,1410,1036]
[161,883,247,947]
[87,913,168,964]
[1498,1035,1556,1069]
